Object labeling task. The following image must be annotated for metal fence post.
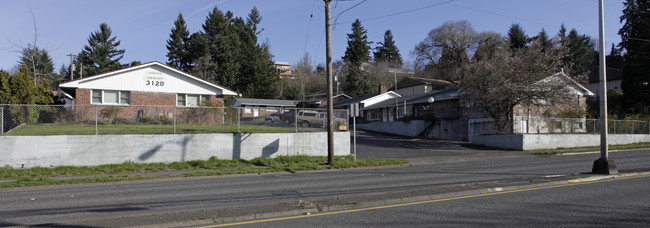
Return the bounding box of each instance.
[1,106,3,135]
[237,107,241,133]
[173,106,177,134]
[95,106,98,135]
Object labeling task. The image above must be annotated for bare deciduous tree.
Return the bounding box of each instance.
[413,20,478,84]
[460,43,570,133]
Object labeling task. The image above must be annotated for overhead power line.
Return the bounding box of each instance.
[334,0,455,25]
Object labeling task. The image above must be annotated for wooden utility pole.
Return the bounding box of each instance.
[325,0,335,165]
[67,53,76,81]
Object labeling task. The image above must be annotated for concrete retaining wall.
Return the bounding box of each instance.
[357,120,429,137]
[0,132,350,168]
[357,119,463,141]
[471,134,650,150]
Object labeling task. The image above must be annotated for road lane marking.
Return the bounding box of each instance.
[196,173,650,228]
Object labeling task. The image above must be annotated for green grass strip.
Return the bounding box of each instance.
[535,142,650,154]
[0,156,408,188]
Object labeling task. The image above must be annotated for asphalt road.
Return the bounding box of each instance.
[0,131,649,227]
[225,174,650,227]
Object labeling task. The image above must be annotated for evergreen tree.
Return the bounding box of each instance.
[0,71,11,104]
[166,13,191,72]
[78,23,125,76]
[607,44,624,69]
[373,29,403,68]
[19,44,55,82]
[619,0,650,112]
[187,6,277,98]
[535,28,553,52]
[342,19,372,97]
[562,29,597,75]
[8,64,35,104]
[507,23,528,51]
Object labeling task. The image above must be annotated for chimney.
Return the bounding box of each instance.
[379,84,388,94]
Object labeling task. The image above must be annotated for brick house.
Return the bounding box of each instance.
[58,61,237,124]
[230,98,297,117]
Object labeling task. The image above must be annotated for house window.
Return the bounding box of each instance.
[368,110,380,120]
[397,106,409,118]
[266,107,278,112]
[91,90,130,105]
[244,107,252,114]
[177,94,211,107]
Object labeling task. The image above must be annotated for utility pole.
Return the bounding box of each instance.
[592,0,617,174]
[325,0,335,165]
[67,53,76,81]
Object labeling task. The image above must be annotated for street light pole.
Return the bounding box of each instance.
[592,0,617,174]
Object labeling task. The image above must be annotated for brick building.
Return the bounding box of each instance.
[58,61,237,124]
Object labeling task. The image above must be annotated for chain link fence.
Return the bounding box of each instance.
[0,104,349,136]
[514,116,650,134]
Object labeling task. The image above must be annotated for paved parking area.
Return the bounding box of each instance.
[352,130,533,164]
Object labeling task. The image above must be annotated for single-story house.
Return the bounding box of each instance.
[58,61,237,124]
[390,76,454,97]
[584,66,623,96]
[347,71,595,141]
[230,98,297,117]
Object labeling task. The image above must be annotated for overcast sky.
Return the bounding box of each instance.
[0,0,625,72]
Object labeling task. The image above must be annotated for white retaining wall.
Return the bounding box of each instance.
[0,132,350,168]
[357,119,463,141]
[471,134,650,150]
[357,120,429,137]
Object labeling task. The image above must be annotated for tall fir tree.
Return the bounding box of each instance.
[19,44,55,82]
[535,28,553,52]
[373,29,403,68]
[78,23,125,76]
[186,6,277,98]
[562,29,597,75]
[619,0,650,112]
[342,19,372,97]
[166,13,191,72]
[507,23,528,51]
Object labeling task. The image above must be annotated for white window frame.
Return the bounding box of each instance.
[91,90,130,105]
[177,94,211,107]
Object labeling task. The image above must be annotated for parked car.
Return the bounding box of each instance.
[280,111,296,124]
[265,113,281,123]
[296,110,320,127]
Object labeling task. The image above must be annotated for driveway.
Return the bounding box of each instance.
[352,130,534,164]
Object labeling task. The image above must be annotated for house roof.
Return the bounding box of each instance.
[587,66,623,84]
[59,61,237,96]
[540,71,595,96]
[390,76,454,91]
[231,98,298,107]
[362,88,460,110]
[332,91,402,109]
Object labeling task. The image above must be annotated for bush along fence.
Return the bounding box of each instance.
[0,104,349,136]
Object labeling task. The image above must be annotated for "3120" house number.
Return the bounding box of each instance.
[146,80,164,86]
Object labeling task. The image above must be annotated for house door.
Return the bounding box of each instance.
[253,106,259,117]
[382,109,387,122]
[388,109,394,122]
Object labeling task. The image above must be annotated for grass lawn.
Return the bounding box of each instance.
[3,123,295,136]
[0,155,408,188]
[534,142,650,154]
